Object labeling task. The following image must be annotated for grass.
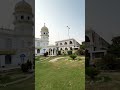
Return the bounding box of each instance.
[0,77,34,90]
[0,68,34,90]
[35,55,85,90]
[86,71,120,90]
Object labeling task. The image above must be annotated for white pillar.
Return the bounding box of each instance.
[52,48,53,56]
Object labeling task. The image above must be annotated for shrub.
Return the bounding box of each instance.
[76,49,85,55]
[21,63,29,72]
[86,67,100,80]
[70,54,77,60]
[27,60,32,70]
[44,52,48,57]
[67,50,72,55]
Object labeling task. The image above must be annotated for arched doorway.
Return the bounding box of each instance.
[37,49,40,53]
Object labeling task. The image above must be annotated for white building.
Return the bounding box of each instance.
[0,0,34,69]
[85,28,110,60]
[35,25,80,56]
[55,38,80,51]
[35,23,49,56]
[47,39,80,56]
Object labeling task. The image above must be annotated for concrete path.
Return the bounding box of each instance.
[49,57,64,62]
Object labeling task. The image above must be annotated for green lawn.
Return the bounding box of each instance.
[0,77,35,90]
[35,56,85,90]
[86,72,120,90]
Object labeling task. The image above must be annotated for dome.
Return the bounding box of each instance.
[15,0,32,13]
[41,23,48,32]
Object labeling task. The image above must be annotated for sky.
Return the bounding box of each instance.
[35,0,85,45]
[86,0,120,44]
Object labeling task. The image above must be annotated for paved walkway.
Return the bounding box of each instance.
[49,57,64,62]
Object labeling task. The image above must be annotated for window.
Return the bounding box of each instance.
[37,49,40,53]
[60,43,62,45]
[44,32,45,34]
[70,41,73,44]
[28,16,30,20]
[85,36,90,42]
[64,42,67,45]
[21,16,24,19]
[5,55,11,64]
[65,48,68,50]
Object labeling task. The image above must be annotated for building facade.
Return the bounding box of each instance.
[85,28,110,60]
[0,0,34,69]
[35,23,49,56]
[46,39,80,56]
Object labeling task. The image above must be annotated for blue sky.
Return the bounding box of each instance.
[35,0,85,45]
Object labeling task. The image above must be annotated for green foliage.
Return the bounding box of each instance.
[70,54,77,60]
[108,36,120,57]
[44,52,48,57]
[67,50,72,55]
[85,57,90,67]
[80,44,85,50]
[36,56,85,90]
[21,63,29,72]
[86,67,100,80]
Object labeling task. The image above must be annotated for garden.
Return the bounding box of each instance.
[35,55,85,90]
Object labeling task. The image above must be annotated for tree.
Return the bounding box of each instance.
[80,44,85,50]
[108,36,120,57]
[70,54,77,60]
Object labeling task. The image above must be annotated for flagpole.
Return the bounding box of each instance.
[67,26,70,40]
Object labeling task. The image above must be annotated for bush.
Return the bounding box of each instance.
[70,54,77,60]
[44,52,48,57]
[77,49,85,55]
[21,63,29,72]
[86,67,100,80]
[67,50,72,55]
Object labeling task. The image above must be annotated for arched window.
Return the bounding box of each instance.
[64,42,67,45]
[70,47,72,50]
[85,36,90,42]
[37,49,40,53]
[60,43,62,45]
[60,48,62,50]
[65,48,68,50]
[69,41,73,44]
[28,16,30,20]
[21,16,24,19]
